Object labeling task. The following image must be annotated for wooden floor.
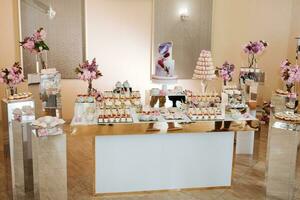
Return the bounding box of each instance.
[1,124,300,199]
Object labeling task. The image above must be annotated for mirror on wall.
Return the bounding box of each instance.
[153,0,213,79]
[19,0,86,79]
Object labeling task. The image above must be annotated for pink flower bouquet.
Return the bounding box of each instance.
[280,59,300,93]
[75,58,103,95]
[0,62,25,96]
[20,27,49,54]
[219,61,235,83]
[0,62,24,87]
[243,40,268,68]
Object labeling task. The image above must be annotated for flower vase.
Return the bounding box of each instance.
[87,80,93,96]
[286,84,294,93]
[35,51,48,73]
[6,86,17,97]
[248,54,257,69]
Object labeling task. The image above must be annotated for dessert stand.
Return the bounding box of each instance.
[265,37,300,200]
[1,98,35,199]
[266,94,300,200]
[192,50,216,93]
[31,127,67,200]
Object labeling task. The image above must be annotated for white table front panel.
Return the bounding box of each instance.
[95,132,234,194]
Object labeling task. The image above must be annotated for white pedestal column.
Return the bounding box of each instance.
[236,131,255,154]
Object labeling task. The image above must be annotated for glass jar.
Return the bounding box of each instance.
[6,86,17,97]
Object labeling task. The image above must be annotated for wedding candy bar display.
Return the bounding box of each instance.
[1,22,281,199]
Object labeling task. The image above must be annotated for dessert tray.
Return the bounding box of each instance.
[102,91,141,109]
[159,107,190,122]
[274,111,300,123]
[98,108,133,123]
[138,108,161,122]
[186,92,221,107]
[275,89,289,96]
[76,95,96,103]
[8,92,32,101]
[187,107,223,121]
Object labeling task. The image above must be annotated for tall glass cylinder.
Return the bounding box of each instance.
[6,86,17,97]
[35,51,48,73]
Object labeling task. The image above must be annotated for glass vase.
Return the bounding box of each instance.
[6,86,17,97]
[248,54,257,69]
[35,51,48,73]
[87,80,93,96]
[286,84,294,93]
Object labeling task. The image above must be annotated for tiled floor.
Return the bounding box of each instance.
[0,124,296,199]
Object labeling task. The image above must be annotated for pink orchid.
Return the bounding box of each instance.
[219,61,235,81]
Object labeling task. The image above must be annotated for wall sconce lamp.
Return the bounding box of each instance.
[179,8,189,21]
[47,6,56,19]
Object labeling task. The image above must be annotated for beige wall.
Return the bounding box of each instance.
[0,0,297,120]
[288,0,300,61]
[0,0,28,117]
[212,0,293,102]
[287,0,300,94]
[154,0,213,78]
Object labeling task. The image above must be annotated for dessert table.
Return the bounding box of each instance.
[71,113,257,195]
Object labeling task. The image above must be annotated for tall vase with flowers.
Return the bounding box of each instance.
[20,27,49,73]
[75,58,103,95]
[0,62,25,97]
[243,40,268,69]
[218,61,235,86]
[280,59,300,93]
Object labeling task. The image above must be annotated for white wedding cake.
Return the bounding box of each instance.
[192,50,216,80]
[152,42,177,80]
